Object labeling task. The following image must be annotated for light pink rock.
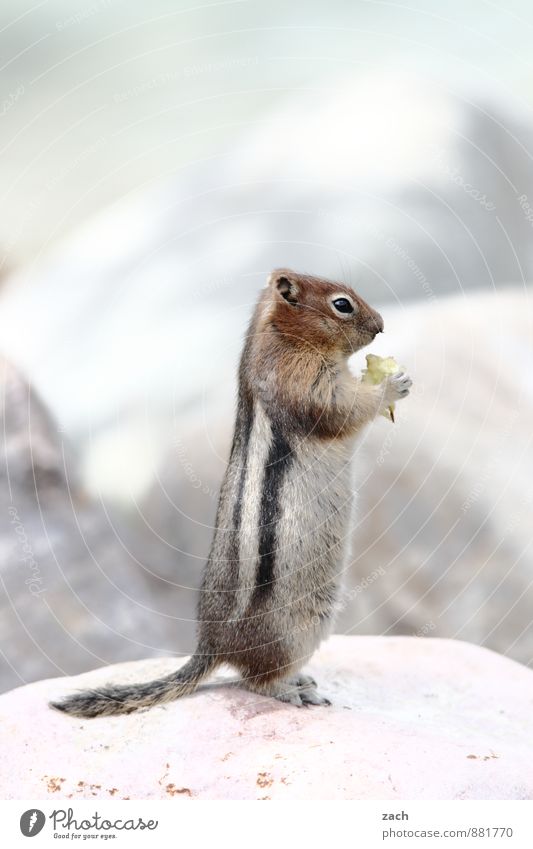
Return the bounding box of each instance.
[1,636,532,800]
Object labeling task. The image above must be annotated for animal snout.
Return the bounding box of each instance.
[364,310,384,336]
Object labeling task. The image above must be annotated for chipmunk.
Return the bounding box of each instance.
[51,269,411,717]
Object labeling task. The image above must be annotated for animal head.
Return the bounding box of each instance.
[263,268,384,356]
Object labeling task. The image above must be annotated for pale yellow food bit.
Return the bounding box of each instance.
[361,354,401,422]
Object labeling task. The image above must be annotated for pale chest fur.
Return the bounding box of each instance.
[275,437,356,600]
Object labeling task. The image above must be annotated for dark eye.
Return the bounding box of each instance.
[332,297,354,314]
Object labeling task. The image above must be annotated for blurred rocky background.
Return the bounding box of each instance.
[0,0,532,692]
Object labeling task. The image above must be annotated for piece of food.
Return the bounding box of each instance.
[361,353,401,422]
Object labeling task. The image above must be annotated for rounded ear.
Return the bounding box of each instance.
[267,271,299,305]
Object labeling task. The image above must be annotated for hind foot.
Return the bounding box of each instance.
[243,673,331,707]
[287,674,331,706]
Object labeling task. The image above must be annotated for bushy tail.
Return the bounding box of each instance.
[49,653,218,718]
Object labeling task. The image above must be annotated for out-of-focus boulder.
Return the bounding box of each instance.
[0,361,196,694]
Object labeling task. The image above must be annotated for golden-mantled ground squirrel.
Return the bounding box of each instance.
[51,269,411,716]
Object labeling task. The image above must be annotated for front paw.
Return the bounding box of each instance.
[383,371,412,406]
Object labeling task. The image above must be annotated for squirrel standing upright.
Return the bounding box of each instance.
[52,269,411,716]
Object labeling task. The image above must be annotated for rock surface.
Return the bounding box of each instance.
[1,636,532,801]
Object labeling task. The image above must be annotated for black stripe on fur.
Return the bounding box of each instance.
[254,423,293,599]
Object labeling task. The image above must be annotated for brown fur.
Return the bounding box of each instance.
[248,269,385,439]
